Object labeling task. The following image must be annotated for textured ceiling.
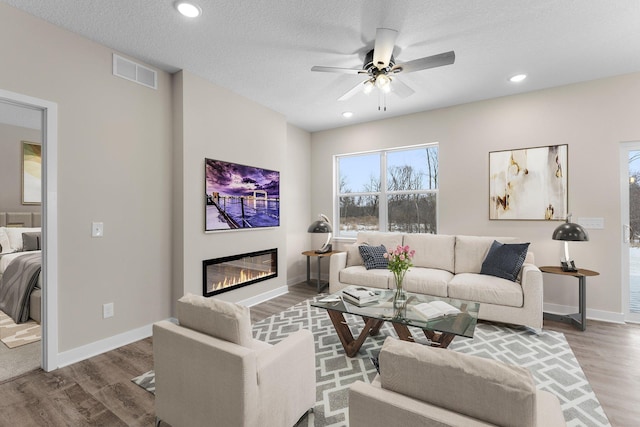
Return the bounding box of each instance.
[3,0,640,132]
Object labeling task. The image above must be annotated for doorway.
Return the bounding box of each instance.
[620,142,640,324]
[0,88,58,371]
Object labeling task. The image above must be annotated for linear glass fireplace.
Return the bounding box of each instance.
[202,248,278,297]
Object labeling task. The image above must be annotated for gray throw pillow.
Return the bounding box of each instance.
[22,232,42,251]
[359,244,388,270]
[480,240,529,282]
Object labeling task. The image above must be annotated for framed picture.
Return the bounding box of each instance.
[22,141,41,205]
[489,144,567,220]
[205,158,280,231]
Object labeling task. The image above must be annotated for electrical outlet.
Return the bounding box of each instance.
[92,222,104,237]
[103,302,114,319]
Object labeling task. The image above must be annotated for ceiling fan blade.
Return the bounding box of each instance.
[311,65,364,75]
[373,28,398,70]
[390,78,415,99]
[392,51,455,74]
[338,80,368,101]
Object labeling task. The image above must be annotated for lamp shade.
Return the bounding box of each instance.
[308,219,332,233]
[552,222,589,242]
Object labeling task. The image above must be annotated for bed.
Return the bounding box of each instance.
[0,212,42,324]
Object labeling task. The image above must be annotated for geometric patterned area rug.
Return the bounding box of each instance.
[133,297,610,427]
[0,309,41,349]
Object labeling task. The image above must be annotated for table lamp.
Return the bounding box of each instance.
[552,214,589,272]
[308,214,333,254]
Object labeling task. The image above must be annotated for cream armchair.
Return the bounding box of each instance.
[153,293,316,427]
[349,337,565,427]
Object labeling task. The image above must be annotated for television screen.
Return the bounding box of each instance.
[205,158,280,231]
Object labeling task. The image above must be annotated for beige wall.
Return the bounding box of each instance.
[173,70,289,302]
[285,124,312,284]
[0,3,173,351]
[0,123,42,212]
[311,72,640,319]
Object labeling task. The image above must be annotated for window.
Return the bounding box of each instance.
[336,144,438,237]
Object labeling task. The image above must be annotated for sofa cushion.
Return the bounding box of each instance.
[448,273,524,307]
[176,293,253,347]
[359,244,389,270]
[339,266,392,289]
[402,234,455,273]
[454,235,517,274]
[402,268,451,297]
[481,240,530,282]
[345,243,364,267]
[379,337,537,427]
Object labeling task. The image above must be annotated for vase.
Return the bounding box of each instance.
[393,270,408,316]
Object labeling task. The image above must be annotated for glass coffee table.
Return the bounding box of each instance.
[311,286,479,357]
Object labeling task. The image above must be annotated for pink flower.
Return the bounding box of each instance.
[399,254,405,261]
[403,245,410,252]
[383,252,389,259]
[409,250,415,257]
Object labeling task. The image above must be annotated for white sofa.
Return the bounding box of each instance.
[349,337,565,427]
[329,232,543,331]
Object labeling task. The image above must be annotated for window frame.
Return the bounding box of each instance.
[334,143,439,239]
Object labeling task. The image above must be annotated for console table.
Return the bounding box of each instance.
[540,266,599,331]
[302,250,341,292]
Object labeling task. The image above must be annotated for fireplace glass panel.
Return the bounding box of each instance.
[203,248,277,297]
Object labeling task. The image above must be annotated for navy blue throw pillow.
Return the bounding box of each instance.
[359,244,388,270]
[480,241,530,282]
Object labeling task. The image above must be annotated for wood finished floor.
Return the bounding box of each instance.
[0,283,638,427]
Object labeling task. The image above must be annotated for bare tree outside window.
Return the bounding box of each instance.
[337,145,438,237]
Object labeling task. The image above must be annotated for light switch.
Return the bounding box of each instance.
[92,222,104,237]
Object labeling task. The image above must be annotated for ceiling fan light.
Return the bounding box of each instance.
[175,2,202,18]
[509,73,527,83]
[342,111,353,118]
[375,74,391,89]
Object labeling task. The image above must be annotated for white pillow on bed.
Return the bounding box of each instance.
[4,227,40,252]
[0,227,12,254]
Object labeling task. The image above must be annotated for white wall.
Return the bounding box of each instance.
[173,71,289,303]
[311,72,640,320]
[0,3,174,352]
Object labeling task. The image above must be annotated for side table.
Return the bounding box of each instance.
[302,250,341,292]
[539,266,599,331]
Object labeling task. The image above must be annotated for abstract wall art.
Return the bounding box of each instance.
[489,144,568,220]
[21,141,41,205]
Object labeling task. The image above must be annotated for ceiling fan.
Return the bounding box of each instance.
[311,28,455,107]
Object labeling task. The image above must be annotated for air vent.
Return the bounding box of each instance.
[112,54,157,89]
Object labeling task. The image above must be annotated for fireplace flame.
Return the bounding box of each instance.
[214,268,273,290]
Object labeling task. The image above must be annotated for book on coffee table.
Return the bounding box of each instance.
[413,300,461,320]
[342,287,379,306]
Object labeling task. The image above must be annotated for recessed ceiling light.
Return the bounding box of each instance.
[342,111,353,118]
[175,2,202,18]
[509,74,527,83]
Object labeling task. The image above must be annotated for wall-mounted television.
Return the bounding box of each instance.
[205,158,280,231]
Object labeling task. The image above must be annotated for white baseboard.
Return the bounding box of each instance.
[543,303,625,324]
[240,285,288,307]
[57,323,153,368]
[287,273,307,286]
[56,286,288,368]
